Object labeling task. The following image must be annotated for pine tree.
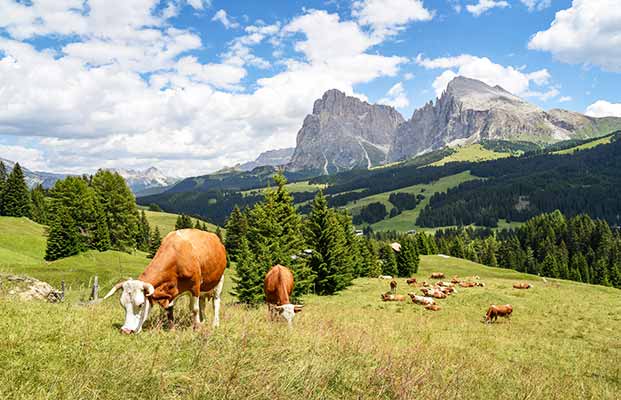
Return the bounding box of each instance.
[305,191,351,295]
[541,254,560,278]
[45,207,81,261]
[30,184,48,224]
[379,242,398,277]
[396,236,419,277]
[2,163,32,217]
[136,210,151,252]
[335,209,360,278]
[215,226,224,242]
[175,214,193,230]
[148,226,162,259]
[92,200,111,252]
[0,161,7,213]
[225,206,248,262]
[231,237,264,304]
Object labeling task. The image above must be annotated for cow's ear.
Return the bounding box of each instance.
[293,305,304,313]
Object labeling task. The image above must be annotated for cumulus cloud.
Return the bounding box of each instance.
[352,0,433,38]
[0,5,408,176]
[212,9,239,29]
[379,82,409,108]
[0,144,48,171]
[528,0,621,72]
[559,96,572,103]
[520,0,551,11]
[416,54,555,100]
[466,0,509,17]
[585,100,621,118]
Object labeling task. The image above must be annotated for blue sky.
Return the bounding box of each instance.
[0,0,619,176]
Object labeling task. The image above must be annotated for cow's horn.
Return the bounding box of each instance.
[274,305,284,310]
[142,282,155,296]
[102,281,126,300]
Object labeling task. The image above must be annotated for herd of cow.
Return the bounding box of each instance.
[101,228,533,334]
[379,272,533,323]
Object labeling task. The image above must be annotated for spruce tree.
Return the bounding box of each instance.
[231,236,264,304]
[93,200,111,252]
[305,191,351,295]
[136,210,151,252]
[396,236,419,277]
[379,242,398,277]
[225,205,248,262]
[148,226,162,258]
[45,207,81,261]
[541,254,560,278]
[215,226,224,242]
[2,163,32,217]
[0,161,6,213]
[30,184,48,224]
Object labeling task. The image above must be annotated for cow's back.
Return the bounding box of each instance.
[264,265,294,305]
[141,229,227,295]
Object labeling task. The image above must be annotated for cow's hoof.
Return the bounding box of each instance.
[120,328,134,335]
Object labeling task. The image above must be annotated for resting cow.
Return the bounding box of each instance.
[103,229,226,334]
[485,304,513,323]
[264,265,303,327]
[513,282,533,289]
[408,293,435,306]
[425,304,441,311]
[381,293,406,302]
[459,281,477,288]
[430,272,445,279]
[421,287,447,299]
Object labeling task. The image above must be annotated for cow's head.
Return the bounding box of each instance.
[103,279,155,334]
[273,304,303,327]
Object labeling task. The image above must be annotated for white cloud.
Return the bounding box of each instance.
[0,144,47,171]
[187,0,209,10]
[466,0,509,17]
[403,72,414,80]
[520,0,551,11]
[0,6,408,176]
[352,0,433,38]
[559,96,572,103]
[416,54,555,100]
[379,82,409,108]
[528,0,621,72]
[212,9,239,29]
[585,100,621,118]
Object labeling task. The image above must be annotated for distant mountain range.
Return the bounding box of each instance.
[288,76,621,171]
[238,148,294,171]
[0,158,177,195]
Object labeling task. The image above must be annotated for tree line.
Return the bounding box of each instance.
[224,173,422,304]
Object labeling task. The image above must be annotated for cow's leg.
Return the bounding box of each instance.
[189,295,201,330]
[166,305,175,331]
[211,274,224,329]
[199,295,207,323]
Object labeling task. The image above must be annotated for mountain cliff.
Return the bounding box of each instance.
[239,148,294,171]
[288,89,405,173]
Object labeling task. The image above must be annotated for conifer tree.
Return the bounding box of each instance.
[305,191,351,295]
[45,207,81,261]
[0,161,6,212]
[215,226,224,242]
[93,200,111,252]
[30,184,48,224]
[231,236,264,304]
[175,214,193,230]
[136,210,151,252]
[225,205,248,262]
[396,236,419,277]
[2,163,32,217]
[379,242,398,277]
[541,253,560,278]
[148,226,162,258]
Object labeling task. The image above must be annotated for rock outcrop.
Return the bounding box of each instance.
[0,274,64,302]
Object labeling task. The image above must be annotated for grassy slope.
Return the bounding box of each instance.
[430,144,511,166]
[554,135,615,155]
[241,180,326,195]
[0,252,619,399]
[144,210,218,235]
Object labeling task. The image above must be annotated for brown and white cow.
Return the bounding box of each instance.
[390,279,398,294]
[430,272,445,279]
[406,278,417,285]
[459,281,477,288]
[421,287,447,299]
[408,293,435,306]
[513,282,533,289]
[103,229,226,334]
[381,293,407,302]
[264,265,303,327]
[485,304,513,323]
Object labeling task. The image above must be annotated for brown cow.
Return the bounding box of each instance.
[390,279,398,294]
[103,229,226,334]
[485,304,513,323]
[436,281,454,287]
[450,276,461,284]
[406,278,417,285]
[430,272,445,279]
[513,282,533,289]
[425,304,441,311]
[264,265,303,327]
[381,293,407,302]
[459,281,477,288]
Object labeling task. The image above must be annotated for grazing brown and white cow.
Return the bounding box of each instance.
[390,279,397,294]
[103,229,226,334]
[408,293,435,306]
[513,282,533,289]
[430,272,445,279]
[264,265,303,327]
[485,304,513,323]
[425,304,441,311]
[381,293,407,302]
[406,278,417,285]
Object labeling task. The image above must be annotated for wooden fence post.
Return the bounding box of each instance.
[61,280,65,302]
[90,276,99,301]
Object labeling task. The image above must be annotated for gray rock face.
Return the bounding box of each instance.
[239,148,295,171]
[389,76,621,161]
[288,89,404,173]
